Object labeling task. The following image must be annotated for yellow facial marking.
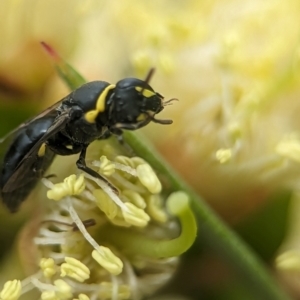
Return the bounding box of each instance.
[136,113,147,121]
[38,143,46,157]
[146,110,155,116]
[135,87,156,98]
[85,84,116,123]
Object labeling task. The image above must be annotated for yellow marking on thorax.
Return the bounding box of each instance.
[135,87,155,98]
[137,110,155,122]
[38,143,46,157]
[136,113,147,121]
[85,84,116,123]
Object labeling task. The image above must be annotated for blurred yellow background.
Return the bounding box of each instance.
[1,0,300,299]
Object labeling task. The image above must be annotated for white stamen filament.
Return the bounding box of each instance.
[83,173,129,212]
[92,160,137,176]
[67,198,102,251]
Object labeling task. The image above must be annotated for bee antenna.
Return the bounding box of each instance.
[163,98,178,106]
[144,68,155,84]
[140,68,155,96]
[145,112,173,125]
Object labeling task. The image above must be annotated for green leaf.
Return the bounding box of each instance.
[41,42,86,89]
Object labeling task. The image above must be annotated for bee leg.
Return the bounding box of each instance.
[107,128,135,155]
[72,218,96,231]
[44,173,57,180]
[115,134,135,156]
[76,147,119,194]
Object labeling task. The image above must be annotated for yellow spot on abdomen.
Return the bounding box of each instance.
[38,143,46,157]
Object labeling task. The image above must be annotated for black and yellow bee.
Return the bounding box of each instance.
[0,69,173,212]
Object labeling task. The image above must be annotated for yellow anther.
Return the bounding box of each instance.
[216,148,232,164]
[39,258,57,278]
[99,156,115,176]
[146,195,167,223]
[115,156,135,168]
[131,157,146,167]
[72,174,85,193]
[47,174,85,201]
[122,202,150,227]
[109,216,132,227]
[0,280,21,300]
[122,190,146,209]
[93,189,118,219]
[136,164,162,193]
[60,257,90,282]
[276,135,300,163]
[41,290,58,300]
[53,279,72,300]
[75,294,90,300]
[92,247,123,275]
[276,250,300,272]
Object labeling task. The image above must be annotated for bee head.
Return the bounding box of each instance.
[108,69,174,130]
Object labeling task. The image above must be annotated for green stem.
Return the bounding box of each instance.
[101,191,197,258]
[124,131,291,300]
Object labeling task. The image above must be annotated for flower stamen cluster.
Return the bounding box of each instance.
[1,149,196,300]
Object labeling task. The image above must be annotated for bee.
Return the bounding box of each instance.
[0,69,174,212]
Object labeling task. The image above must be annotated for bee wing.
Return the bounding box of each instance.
[0,98,66,144]
[0,96,69,168]
[1,108,72,193]
[0,104,58,169]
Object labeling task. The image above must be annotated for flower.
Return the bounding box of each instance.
[1,141,196,300]
[3,0,300,297]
